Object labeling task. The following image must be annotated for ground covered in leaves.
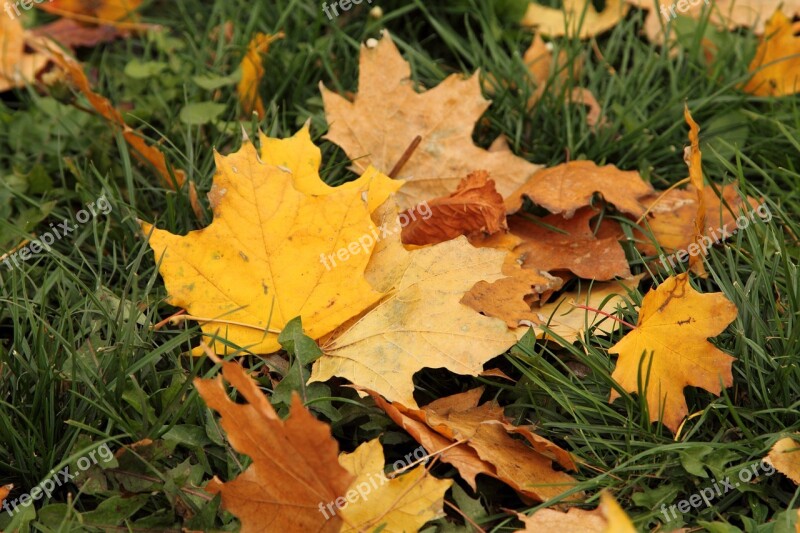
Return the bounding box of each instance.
[0,0,799,531]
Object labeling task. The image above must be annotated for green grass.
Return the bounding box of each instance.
[0,0,799,530]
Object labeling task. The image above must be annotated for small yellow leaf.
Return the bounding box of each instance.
[744,10,800,96]
[335,439,452,532]
[237,32,284,119]
[37,0,142,23]
[766,435,800,485]
[609,273,738,432]
[522,0,629,39]
[516,491,636,532]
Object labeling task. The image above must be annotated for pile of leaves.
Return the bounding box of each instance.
[1,0,799,531]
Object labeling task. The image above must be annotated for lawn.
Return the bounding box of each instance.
[0,0,799,531]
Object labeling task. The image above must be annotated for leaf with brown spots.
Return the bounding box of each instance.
[609,273,738,432]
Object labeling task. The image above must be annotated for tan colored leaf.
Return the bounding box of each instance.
[506,161,654,217]
[401,171,507,246]
[510,207,632,280]
[321,31,541,209]
[684,106,708,277]
[766,435,800,485]
[31,19,125,50]
[195,361,353,533]
[609,273,738,432]
[370,389,580,502]
[522,0,630,39]
[336,439,452,532]
[516,491,636,531]
[310,236,517,407]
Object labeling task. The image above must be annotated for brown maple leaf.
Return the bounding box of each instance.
[321,31,541,209]
[506,161,654,217]
[401,171,507,246]
[195,361,353,532]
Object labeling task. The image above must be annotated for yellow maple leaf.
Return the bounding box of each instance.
[310,221,517,406]
[609,273,738,432]
[237,32,284,119]
[333,439,452,532]
[522,0,629,39]
[516,492,636,531]
[766,434,800,485]
[141,128,401,355]
[321,31,540,209]
[744,10,800,97]
[195,361,353,533]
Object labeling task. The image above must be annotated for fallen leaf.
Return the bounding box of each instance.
[631,0,800,43]
[744,10,800,97]
[528,277,641,343]
[369,389,581,502]
[766,435,800,484]
[510,207,632,280]
[310,235,517,407]
[636,184,761,260]
[237,32,284,119]
[336,438,452,532]
[684,106,707,277]
[506,161,654,217]
[522,0,630,39]
[37,0,142,23]
[609,273,738,432]
[516,491,636,531]
[0,15,51,92]
[195,361,353,533]
[0,483,11,503]
[31,18,126,49]
[41,43,186,189]
[142,128,400,355]
[322,31,541,209]
[401,171,507,246]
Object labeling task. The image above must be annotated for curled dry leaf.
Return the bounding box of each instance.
[766,435,800,485]
[322,31,541,209]
[368,388,581,503]
[36,0,142,24]
[141,127,401,355]
[337,438,452,532]
[522,0,630,39]
[744,10,800,97]
[310,235,517,407]
[684,106,708,277]
[237,32,284,119]
[401,171,507,246]
[509,207,632,280]
[195,361,353,533]
[609,273,738,433]
[516,491,636,532]
[42,43,187,189]
[506,161,654,217]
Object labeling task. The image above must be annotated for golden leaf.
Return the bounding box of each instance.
[237,32,284,119]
